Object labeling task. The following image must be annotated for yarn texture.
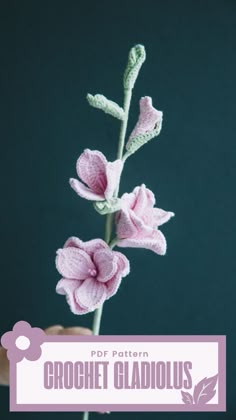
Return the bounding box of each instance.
[69,149,123,201]
[116,184,174,255]
[126,96,163,154]
[56,237,130,314]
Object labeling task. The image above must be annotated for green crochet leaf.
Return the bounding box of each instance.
[123,45,146,90]
[125,119,163,155]
[87,94,125,120]
[94,198,122,215]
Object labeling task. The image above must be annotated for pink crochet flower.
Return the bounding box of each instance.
[55,237,130,314]
[116,184,174,255]
[69,149,123,201]
[126,96,163,149]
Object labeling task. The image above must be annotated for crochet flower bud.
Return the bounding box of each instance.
[126,97,163,154]
[123,44,146,90]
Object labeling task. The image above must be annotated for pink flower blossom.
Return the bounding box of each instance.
[126,96,163,150]
[55,237,130,314]
[69,149,123,201]
[116,184,174,255]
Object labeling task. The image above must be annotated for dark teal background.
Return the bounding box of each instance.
[0,0,235,418]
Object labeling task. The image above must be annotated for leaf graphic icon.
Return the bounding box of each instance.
[193,374,218,405]
[181,391,193,404]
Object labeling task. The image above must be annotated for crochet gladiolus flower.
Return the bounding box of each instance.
[126,96,163,150]
[116,184,174,255]
[55,237,130,314]
[69,149,123,201]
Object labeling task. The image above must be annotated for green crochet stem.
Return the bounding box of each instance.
[91,86,132,336]
[82,76,133,420]
[82,411,89,420]
[117,87,132,160]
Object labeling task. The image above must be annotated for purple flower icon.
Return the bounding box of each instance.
[1,321,45,363]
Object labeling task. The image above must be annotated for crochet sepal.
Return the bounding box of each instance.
[87,94,125,120]
[94,198,122,215]
[126,123,162,154]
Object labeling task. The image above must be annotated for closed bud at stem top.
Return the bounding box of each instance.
[123,45,146,90]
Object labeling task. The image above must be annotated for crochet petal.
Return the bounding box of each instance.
[117,230,167,255]
[64,236,84,249]
[69,178,104,201]
[153,208,175,227]
[56,279,88,315]
[56,247,95,280]
[64,237,108,255]
[76,149,107,194]
[116,207,139,239]
[75,278,107,311]
[114,251,130,278]
[106,252,130,298]
[133,184,155,215]
[93,249,118,282]
[105,271,123,299]
[127,97,163,146]
[104,159,123,200]
[130,210,153,236]
[120,191,137,209]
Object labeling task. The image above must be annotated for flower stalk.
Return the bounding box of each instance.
[82,52,134,420]
[55,44,174,420]
[117,88,132,160]
[90,87,132,338]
